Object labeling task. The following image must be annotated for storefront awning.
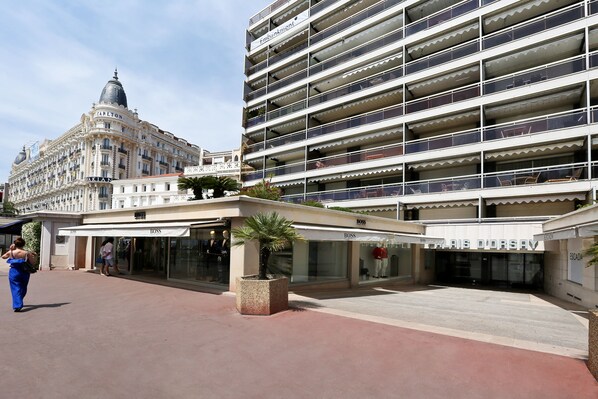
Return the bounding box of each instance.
[292,224,444,244]
[58,220,223,238]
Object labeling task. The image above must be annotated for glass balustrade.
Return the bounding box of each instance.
[306,143,404,170]
[307,104,403,138]
[309,67,403,106]
[483,56,585,94]
[405,85,480,114]
[483,109,587,141]
[281,162,587,203]
[591,0,598,15]
[482,3,584,50]
[485,164,586,188]
[590,52,598,68]
[311,0,403,45]
[405,0,478,37]
[405,41,479,75]
[405,175,481,195]
[405,129,480,154]
[309,30,403,75]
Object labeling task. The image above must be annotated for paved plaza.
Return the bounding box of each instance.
[0,263,596,398]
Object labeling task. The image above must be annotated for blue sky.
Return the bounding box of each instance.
[0,0,273,182]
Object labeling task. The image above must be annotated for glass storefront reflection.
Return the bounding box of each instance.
[169,228,230,284]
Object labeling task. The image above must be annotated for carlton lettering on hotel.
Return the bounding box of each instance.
[95,110,124,120]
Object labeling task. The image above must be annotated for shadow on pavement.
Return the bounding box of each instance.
[19,302,71,312]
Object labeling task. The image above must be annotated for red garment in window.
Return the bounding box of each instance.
[372,246,388,259]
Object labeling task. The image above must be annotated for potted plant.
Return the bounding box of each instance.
[231,212,303,315]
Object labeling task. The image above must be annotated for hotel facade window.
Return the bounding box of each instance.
[8,70,201,213]
[244,1,598,296]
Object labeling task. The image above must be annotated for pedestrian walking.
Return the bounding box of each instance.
[1,237,36,312]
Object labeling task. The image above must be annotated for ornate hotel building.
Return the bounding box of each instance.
[8,71,201,213]
[243,0,598,297]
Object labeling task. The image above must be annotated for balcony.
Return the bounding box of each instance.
[405,0,478,37]
[281,163,588,204]
[118,163,126,170]
[117,147,128,154]
[142,154,152,161]
[482,3,583,50]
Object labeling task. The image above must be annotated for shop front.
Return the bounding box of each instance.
[425,222,545,289]
[58,197,441,291]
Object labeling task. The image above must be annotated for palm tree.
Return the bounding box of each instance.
[177,176,209,200]
[206,176,241,198]
[584,242,598,268]
[232,212,303,280]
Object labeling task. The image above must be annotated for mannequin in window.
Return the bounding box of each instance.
[206,230,221,280]
[372,242,388,278]
[217,230,230,283]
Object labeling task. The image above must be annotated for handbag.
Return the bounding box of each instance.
[22,261,37,274]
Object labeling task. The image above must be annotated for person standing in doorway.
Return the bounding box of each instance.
[99,239,108,276]
[206,231,221,281]
[103,237,119,276]
[2,237,36,312]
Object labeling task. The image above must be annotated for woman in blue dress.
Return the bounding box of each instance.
[2,237,36,312]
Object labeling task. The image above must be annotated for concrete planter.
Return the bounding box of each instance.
[235,275,288,316]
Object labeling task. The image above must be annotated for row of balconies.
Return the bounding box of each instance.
[246,0,582,82]
[245,8,590,130]
[280,162,591,204]
[244,107,594,182]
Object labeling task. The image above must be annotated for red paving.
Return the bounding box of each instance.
[0,269,596,398]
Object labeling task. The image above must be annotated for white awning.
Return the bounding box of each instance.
[58,220,223,237]
[486,193,585,206]
[310,128,402,151]
[485,140,584,160]
[309,165,402,182]
[292,224,444,244]
[408,110,479,131]
[484,0,553,28]
[533,227,577,241]
[408,23,478,57]
[342,54,402,78]
[410,155,479,170]
[484,88,584,119]
[485,34,584,75]
[411,200,478,209]
[408,66,479,94]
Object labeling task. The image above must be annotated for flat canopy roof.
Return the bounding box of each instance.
[58,220,223,237]
[292,224,443,244]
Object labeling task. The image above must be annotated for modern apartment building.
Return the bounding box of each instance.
[243,0,598,296]
[8,70,201,213]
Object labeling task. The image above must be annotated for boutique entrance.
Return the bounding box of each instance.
[434,251,543,289]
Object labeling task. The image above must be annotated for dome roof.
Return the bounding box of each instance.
[14,146,27,165]
[99,69,128,108]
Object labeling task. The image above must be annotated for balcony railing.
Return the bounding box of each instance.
[405,0,478,37]
[244,103,404,155]
[247,0,401,75]
[482,3,584,50]
[280,163,588,203]
[484,108,587,141]
[307,143,404,170]
[311,0,403,45]
[117,147,128,154]
[483,55,585,95]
